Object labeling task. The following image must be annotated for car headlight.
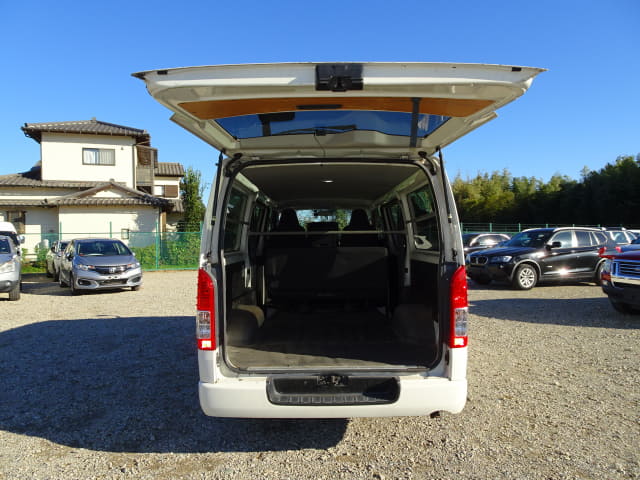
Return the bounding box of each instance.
[0,260,15,273]
[490,256,513,263]
[126,262,140,269]
[77,263,95,271]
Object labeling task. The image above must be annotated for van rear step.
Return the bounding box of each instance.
[266,375,399,406]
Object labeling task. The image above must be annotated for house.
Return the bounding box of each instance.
[0,119,185,257]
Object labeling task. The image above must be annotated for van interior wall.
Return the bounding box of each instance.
[222,240,440,370]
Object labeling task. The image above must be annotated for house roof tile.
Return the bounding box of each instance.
[156,162,185,177]
[21,119,150,144]
[0,167,102,188]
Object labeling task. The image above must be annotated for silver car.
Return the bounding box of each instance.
[59,238,142,295]
[0,235,21,301]
[45,240,69,281]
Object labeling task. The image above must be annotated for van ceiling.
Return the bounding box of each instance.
[240,162,421,208]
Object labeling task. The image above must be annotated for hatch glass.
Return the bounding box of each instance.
[217,110,450,140]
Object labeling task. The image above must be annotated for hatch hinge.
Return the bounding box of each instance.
[418,151,437,175]
[224,152,244,176]
[315,64,363,92]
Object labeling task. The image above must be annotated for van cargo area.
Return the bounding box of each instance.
[221,161,442,372]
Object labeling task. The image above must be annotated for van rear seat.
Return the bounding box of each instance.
[265,246,388,305]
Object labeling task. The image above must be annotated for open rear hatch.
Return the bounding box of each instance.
[135,62,543,382]
[133,62,544,159]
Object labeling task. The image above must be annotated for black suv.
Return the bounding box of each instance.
[466,227,608,289]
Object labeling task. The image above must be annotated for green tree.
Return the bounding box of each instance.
[179,167,206,231]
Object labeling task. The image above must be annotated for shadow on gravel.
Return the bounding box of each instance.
[0,316,347,453]
[470,296,640,329]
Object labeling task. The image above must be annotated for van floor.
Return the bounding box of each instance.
[225,308,437,370]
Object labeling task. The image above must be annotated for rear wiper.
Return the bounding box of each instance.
[272,124,356,136]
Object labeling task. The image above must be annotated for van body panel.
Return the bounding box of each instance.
[199,376,467,418]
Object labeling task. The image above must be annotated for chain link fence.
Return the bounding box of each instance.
[460,223,637,235]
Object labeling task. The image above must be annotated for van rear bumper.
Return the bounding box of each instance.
[199,376,467,418]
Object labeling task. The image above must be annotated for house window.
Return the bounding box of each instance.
[121,229,130,240]
[152,185,179,197]
[83,148,115,166]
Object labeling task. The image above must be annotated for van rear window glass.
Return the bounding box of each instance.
[216,111,449,139]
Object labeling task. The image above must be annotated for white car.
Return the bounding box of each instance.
[0,235,21,301]
[135,62,544,418]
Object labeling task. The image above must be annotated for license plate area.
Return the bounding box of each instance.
[266,375,399,406]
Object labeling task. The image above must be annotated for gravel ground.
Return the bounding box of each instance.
[0,271,638,480]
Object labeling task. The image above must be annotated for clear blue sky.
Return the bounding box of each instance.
[1,0,638,196]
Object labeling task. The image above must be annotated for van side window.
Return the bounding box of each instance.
[223,188,248,251]
[408,185,439,251]
[382,201,406,249]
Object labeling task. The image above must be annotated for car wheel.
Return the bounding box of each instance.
[53,268,59,282]
[610,299,637,314]
[8,282,20,301]
[59,271,68,288]
[512,264,537,290]
[594,262,604,285]
[45,263,53,278]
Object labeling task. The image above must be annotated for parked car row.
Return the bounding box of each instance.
[49,238,142,295]
[464,226,640,315]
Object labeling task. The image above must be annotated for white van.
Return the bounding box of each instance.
[135,62,543,418]
[0,221,24,256]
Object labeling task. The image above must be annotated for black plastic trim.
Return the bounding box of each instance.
[267,375,399,406]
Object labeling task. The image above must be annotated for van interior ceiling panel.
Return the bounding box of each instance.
[220,161,442,371]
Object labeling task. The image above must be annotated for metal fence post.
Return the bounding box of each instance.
[155,220,160,271]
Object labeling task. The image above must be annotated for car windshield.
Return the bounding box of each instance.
[0,238,11,254]
[77,240,131,256]
[504,230,552,248]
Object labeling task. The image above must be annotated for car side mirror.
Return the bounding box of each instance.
[18,235,25,244]
[66,252,74,260]
[546,241,562,250]
[50,245,56,252]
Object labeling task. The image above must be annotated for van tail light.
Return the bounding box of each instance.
[449,266,468,348]
[196,268,216,350]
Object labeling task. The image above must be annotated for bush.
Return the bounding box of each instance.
[33,245,48,268]
[130,232,200,270]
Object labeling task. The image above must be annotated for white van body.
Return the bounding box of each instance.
[135,62,543,418]
[0,221,24,256]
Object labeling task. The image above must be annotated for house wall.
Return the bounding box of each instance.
[40,133,136,188]
[20,208,59,257]
[58,206,159,248]
[152,176,181,198]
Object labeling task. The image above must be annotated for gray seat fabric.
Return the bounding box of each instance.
[268,209,308,247]
[341,209,380,246]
